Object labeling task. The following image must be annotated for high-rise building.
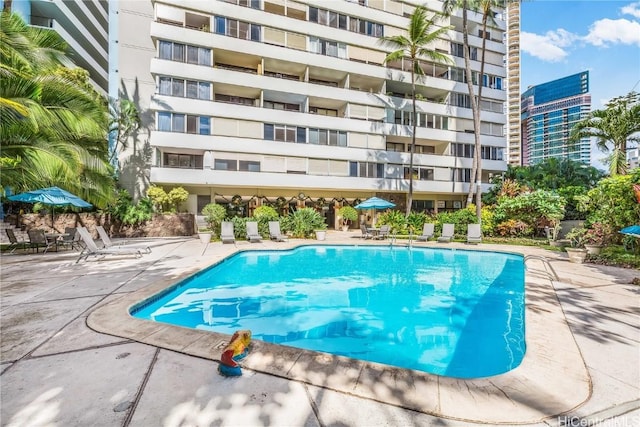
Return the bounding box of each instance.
[521,71,591,165]
[3,0,109,94]
[115,0,508,223]
[506,1,520,166]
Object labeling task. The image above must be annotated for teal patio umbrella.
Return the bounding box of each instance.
[8,186,92,230]
[355,197,396,225]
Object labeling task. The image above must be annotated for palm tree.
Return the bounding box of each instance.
[570,91,640,175]
[379,6,452,216]
[442,0,506,221]
[0,12,114,206]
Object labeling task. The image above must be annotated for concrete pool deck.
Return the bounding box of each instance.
[1,231,638,426]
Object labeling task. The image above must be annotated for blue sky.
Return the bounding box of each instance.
[520,0,640,168]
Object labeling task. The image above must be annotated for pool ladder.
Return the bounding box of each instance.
[524,255,559,281]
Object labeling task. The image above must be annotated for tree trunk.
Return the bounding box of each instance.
[475,7,490,221]
[461,2,481,208]
[3,0,12,12]
[407,66,417,217]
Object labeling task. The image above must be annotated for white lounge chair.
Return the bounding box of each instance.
[437,224,455,243]
[220,221,235,244]
[246,221,262,243]
[268,221,288,242]
[467,223,482,244]
[75,227,144,263]
[96,225,151,254]
[416,223,435,242]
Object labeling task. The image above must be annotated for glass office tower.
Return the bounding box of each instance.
[521,71,591,165]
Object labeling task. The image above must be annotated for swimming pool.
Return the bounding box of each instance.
[132,245,526,378]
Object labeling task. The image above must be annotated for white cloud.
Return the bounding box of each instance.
[621,1,640,18]
[584,18,640,46]
[521,30,577,62]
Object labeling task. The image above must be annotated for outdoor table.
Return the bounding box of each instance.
[367,227,380,237]
[45,233,69,251]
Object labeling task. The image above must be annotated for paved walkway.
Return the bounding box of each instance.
[1,232,638,426]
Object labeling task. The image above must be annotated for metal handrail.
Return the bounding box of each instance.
[524,255,559,282]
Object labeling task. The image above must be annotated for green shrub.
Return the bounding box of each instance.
[406,212,428,235]
[376,210,407,234]
[281,208,326,238]
[202,203,227,235]
[107,189,152,226]
[252,205,279,236]
[495,219,532,237]
[147,185,188,213]
[337,205,358,227]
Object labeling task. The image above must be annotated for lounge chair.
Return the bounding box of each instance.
[375,224,390,240]
[360,224,373,239]
[220,221,235,244]
[75,226,144,263]
[268,221,288,242]
[246,221,262,243]
[437,223,455,243]
[467,223,482,244]
[416,223,435,242]
[5,228,29,254]
[27,229,54,253]
[96,225,151,254]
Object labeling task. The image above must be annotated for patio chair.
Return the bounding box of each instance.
[375,224,390,240]
[246,221,262,243]
[57,227,83,251]
[467,223,482,244]
[416,223,435,242]
[27,229,54,253]
[437,224,455,243]
[268,221,288,242]
[5,228,29,254]
[360,224,373,239]
[75,226,143,263]
[221,221,235,244]
[96,225,151,254]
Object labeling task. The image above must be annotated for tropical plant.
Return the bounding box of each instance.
[281,208,326,238]
[582,222,612,246]
[379,6,452,216]
[376,210,407,234]
[107,189,153,226]
[570,91,640,175]
[166,187,188,212]
[201,203,227,234]
[495,219,532,237]
[0,12,114,207]
[337,205,358,228]
[576,171,640,240]
[493,190,566,234]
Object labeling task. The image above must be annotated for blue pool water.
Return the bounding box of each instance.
[132,245,526,378]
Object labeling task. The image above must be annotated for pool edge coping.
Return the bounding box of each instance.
[86,242,592,424]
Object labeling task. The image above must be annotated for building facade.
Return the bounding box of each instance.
[521,71,591,166]
[505,1,520,166]
[115,0,508,224]
[4,0,109,94]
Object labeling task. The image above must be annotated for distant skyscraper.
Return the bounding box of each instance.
[506,1,521,166]
[521,71,591,165]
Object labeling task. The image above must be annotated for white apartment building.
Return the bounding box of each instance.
[4,0,109,94]
[115,0,508,225]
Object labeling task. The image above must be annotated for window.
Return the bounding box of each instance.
[264,123,274,140]
[172,78,184,96]
[452,168,471,182]
[158,40,210,66]
[215,16,226,34]
[199,117,210,135]
[296,127,306,143]
[157,112,171,131]
[172,114,185,132]
[158,77,171,95]
[239,160,260,172]
[214,159,238,171]
[164,153,203,169]
[349,162,383,177]
[310,106,338,116]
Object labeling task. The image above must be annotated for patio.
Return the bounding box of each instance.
[1,232,638,426]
